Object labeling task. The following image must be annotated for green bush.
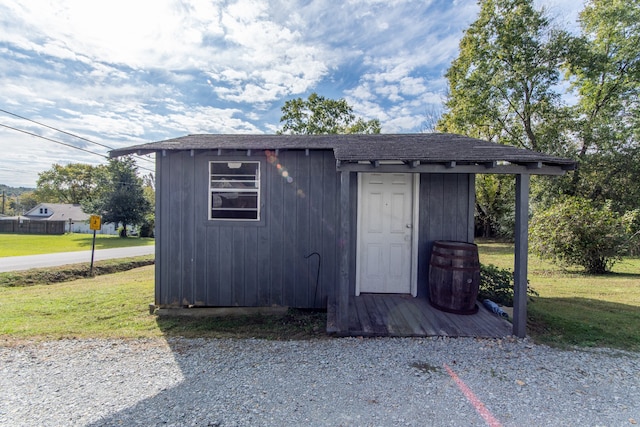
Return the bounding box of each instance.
[622,209,640,256]
[478,263,538,306]
[530,197,628,274]
[139,221,154,238]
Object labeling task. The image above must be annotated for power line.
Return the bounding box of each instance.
[0,122,155,173]
[0,108,114,150]
[0,122,109,159]
[0,108,154,164]
[0,167,35,175]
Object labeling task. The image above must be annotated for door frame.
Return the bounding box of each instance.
[355,172,420,297]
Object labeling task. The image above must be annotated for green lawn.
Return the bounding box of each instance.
[0,233,154,257]
[478,239,640,350]
[0,265,326,341]
[0,265,159,339]
[0,239,638,350]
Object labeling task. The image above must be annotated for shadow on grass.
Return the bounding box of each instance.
[528,297,640,352]
[564,271,640,279]
[154,308,328,341]
[75,235,154,249]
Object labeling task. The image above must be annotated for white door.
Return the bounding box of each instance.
[356,173,418,295]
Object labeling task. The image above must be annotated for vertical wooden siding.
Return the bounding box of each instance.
[156,149,339,309]
[417,173,474,298]
[156,155,474,308]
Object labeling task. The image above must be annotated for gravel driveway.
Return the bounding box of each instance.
[1,337,638,426]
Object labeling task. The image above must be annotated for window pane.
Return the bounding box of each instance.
[211,192,258,210]
[210,209,258,220]
[210,162,259,177]
[211,179,258,189]
[209,161,260,221]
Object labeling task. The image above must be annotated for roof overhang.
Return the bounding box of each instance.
[110,133,576,176]
[335,160,572,176]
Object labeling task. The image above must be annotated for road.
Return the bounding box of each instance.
[0,245,155,272]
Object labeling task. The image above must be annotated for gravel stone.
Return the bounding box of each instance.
[0,337,638,426]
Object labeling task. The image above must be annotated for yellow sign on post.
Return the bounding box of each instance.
[89,215,101,231]
[89,215,101,276]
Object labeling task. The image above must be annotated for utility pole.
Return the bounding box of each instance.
[1,191,4,215]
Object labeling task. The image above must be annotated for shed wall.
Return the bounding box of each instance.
[156,149,339,308]
[417,173,475,298]
[339,172,474,300]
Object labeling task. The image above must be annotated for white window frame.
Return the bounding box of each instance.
[209,161,261,221]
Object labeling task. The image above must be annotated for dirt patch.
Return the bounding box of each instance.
[0,256,154,287]
[156,308,329,340]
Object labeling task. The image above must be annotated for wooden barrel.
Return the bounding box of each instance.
[428,241,480,315]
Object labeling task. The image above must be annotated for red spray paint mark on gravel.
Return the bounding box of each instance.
[443,363,503,427]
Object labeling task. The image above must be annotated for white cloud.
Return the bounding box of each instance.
[167,106,263,134]
[0,0,585,187]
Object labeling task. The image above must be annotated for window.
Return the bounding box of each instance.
[209,161,260,220]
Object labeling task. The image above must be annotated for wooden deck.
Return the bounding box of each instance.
[327,294,512,338]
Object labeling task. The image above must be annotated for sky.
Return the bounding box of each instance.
[0,0,583,188]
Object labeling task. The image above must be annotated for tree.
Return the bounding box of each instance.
[420,106,445,133]
[12,191,38,214]
[139,174,156,238]
[475,174,514,238]
[0,188,38,215]
[437,0,571,154]
[572,147,640,213]
[530,197,628,274]
[84,157,152,237]
[278,93,381,135]
[437,0,572,237]
[434,0,640,268]
[35,163,106,204]
[622,209,640,256]
[564,0,640,200]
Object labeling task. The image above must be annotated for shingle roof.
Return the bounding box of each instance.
[110,134,336,154]
[110,133,576,169]
[24,203,90,221]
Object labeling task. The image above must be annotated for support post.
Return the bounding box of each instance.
[90,229,97,276]
[337,171,351,334]
[467,174,475,243]
[513,174,530,338]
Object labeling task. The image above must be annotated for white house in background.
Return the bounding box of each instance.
[24,203,119,235]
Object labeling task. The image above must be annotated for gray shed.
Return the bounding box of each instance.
[111,133,575,338]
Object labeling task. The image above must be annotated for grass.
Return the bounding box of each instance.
[478,239,640,351]
[0,266,158,340]
[156,309,327,340]
[0,256,155,287]
[0,239,638,350]
[0,233,154,257]
[0,264,327,342]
